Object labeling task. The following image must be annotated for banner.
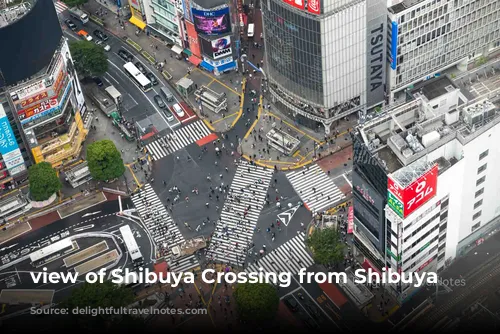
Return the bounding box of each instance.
[347,206,354,234]
[283,0,304,10]
[211,36,232,60]
[19,91,49,108]
[0,117,19,155]
[192,7,230,35]
[307,0,320,14]
[18,97,58,120]
[10,80,46,101]
[185,21,201,58]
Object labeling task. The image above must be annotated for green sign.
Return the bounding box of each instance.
[420,242,430,252]
[387,191,404,218]
[386,248,400,261]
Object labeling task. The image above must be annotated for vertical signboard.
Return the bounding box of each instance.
[211,36,232,59]
[0,104,25,176]
[366,0,387,107]
[387,164,438,218]
[183,0,193,22]
[307,0,320,14]
[390,21,398,70]
[185,20,201,58]
[347,206,354,234]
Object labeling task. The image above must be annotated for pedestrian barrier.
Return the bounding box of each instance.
[126,38,142,52]
[141,51,155,65]
[161,70,172,80]
[90,15,104,27]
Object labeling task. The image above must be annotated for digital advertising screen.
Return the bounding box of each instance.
[192,7,231,35]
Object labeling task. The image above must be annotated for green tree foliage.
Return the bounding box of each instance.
[306,226,345,265]
[69,40,108,76]
[233,283,279,322]
[62,0,88,7]
[63,281,135,309]
[86,140,125,181]
[28,162,61,201]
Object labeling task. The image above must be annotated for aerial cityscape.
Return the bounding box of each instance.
[0,0,499,331]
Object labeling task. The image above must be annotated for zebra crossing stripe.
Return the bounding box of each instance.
[245,232,314,275]
[286,164,345,213]
[145,120,214,161]
[131,183,199,273]
[207,161,274,266]
[54,1,67,14]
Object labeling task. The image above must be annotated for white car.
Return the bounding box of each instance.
[172,103,185,117]
[95,40,111,51]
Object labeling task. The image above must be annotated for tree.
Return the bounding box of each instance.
[63,281,135,309]
[86,140,125,181]
[62,0,87,7]
[306,226,345,265]
[28,162,61,201]
[69,41,108,77]
[233,283,279,322]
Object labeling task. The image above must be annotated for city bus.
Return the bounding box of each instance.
[247,23,255,38]
[123,62,152,92]
[30,238,75,267]
[119,225,143,263]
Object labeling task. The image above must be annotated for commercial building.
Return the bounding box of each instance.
[0,0,90,172]
[353,74,500,303]
[262,0,387,134]
[387,0,500,101]
[144,0,184,47]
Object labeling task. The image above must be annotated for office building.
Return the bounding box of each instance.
[353,74,500,303]
[262,0,387,134]
[387,0,500,101]
[144,0,184,48]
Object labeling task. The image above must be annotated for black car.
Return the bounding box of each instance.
[93,29,108,41]
[146,72,158,85]
[153,95,166,109]
[135,62,146,74]
[284,297,299,312]
[118,49,133,62]
[92,76,103,87]
[65,19,76,31]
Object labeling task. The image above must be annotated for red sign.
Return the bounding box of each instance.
[347,206,354,234]
[417,257,433,272]
[18,98,58,120]
[307,0,320,14]
[19,92,49,108]
[185,21,201,58]
[52,68,66,98]
[476,238,484,246]
[388,164,438,218]
[283,0,304,10]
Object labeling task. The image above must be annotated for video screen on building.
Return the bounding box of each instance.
[192,7,230,35]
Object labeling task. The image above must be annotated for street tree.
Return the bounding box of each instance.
[306,226,345,265]
[28,162,61,201]
[233,282,279,322]
[62,0,87,7]
[69,40,108,77]
[86,139,125,181]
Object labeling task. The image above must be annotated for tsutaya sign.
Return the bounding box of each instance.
[365,0,387,108]
[387,164,439,218]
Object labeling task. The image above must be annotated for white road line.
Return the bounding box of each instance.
[280,286,302,299]
[342,173,352,187]
[105,72,120,84]
[128,93,138,105]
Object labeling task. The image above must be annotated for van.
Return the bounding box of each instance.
[247,23,254,38]
[160,86,174,102]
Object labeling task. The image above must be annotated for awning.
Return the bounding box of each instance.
[129,16,146,30]
[216,60,236,72]
[171,45,183,55]
[183,48,192,56]
[200,61,214,72]
[188,55,202,66]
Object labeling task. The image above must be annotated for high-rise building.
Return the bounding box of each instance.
[0,0,90,172]
[262,0,387,134]
[144,0,184,48]
[387,0,500,101]
[353,74,500,303]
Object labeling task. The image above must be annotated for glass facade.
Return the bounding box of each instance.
[263,0,323,105]
[151,0,179,37]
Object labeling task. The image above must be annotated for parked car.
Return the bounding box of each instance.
[164,110,175,122]
[172,103,185,118]
[153,95,166,109]
[305,304,320,319]
[146,72,158,85]
[135,62,146,74]
[93,29,108,41]
[77,30,92,41]
[95,40,110,52]
[65,19,76,31]
[92,76,103,87]
[118,49,133,62]
[284,297,299,312]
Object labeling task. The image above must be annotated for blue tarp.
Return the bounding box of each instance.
[200,61,214,72]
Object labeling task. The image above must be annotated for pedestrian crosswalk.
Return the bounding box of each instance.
[286,164,345,213]
[145,120,212,161]
[54,1,68,14]
[131,183,199,273]
[206,161,274,266]
[246,232,314,275]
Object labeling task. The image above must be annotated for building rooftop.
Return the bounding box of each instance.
[409,76,458,101]
[191,0,227,10]
[389,0,425,14]
[0,1,32,28]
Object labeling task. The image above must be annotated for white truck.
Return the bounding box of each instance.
[171,237,207,258]
[105,85,122,106]
[69,7,89,24]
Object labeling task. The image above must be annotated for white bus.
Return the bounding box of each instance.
[30,238,75,267]
[247,23,255,38]
[68,7,89,24]
[119,225,143,262]
[123,62,152,92]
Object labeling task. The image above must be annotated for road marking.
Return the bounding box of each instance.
[292,294,320,327]
[280,287,302,299]
[277,205,300,226]
[73,225,95,232]
[105,72,120,84]
[342,173,352,187]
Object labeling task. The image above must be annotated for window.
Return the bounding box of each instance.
[441,198,449,208]
[475,188,484,197]
[474,199,483,209]
[479,149,489,160]
[476,176,486,186]
[440,211,448,220]
[477,163,487,174]
[471,222,481,232]
[473,211,482,220]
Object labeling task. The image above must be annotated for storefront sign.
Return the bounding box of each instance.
[283,0,304,10]
[8,163,26,176]
[211,36,232,60]
[307,0,320,14]
[417,257,433,272]
[18,98,58,120]
[21,82,72,125]
[185,21,201,58]
[10,80,46,101]
[19,92,49,108]
[0,111,19,156]
[347,206,354,234]
[4,149,24,169]
[203,56,233,66]
[52,65,67,97]
[387,191,404,218]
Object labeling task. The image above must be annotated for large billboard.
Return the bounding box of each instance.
[19,92,49,108]
[307,0,320,14]
[185,21,202,58]
[11,80,46,102]
[192,7,230,35]
[182,0,193,22]
[283,0,304,10]
[387,164,438,218]
[18,97,58,121]
[0,115,19,156]
[211,36,232,59]
[21,81,72,125]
